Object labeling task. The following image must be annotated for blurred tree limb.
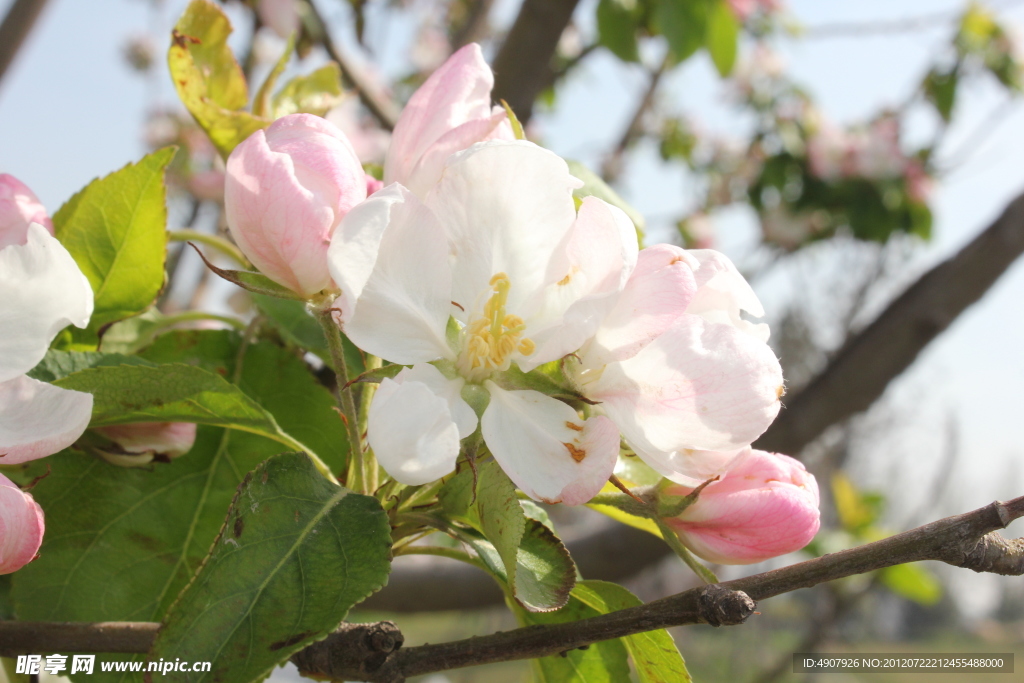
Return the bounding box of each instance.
[0,0,51,89]
[2,496,1021,681]
[491,0,579,123]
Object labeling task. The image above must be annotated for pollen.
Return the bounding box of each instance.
[457,272,536,380]
[564,442,587,462]
[565,421,583,432]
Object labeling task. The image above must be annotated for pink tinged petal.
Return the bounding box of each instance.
[365,174,384,196]
[583,243,698,368]
[395,364,477,438]
[0,472,44,574]
[661,449,821,564]
[330,184,453,364]
[631,444,747,488]
[589,313,783,455]
[0,376,93,465]
[481,383,619,505]
[400,111,515,197]
[0,174,53,249]
[385,43,498,189]
[685,249,769,343]
[93,422,197,459]
[524,197,640,370]
[368,377,461,485]
[426,141,582,319]
[0,224,94,382]
[225,114,366,297]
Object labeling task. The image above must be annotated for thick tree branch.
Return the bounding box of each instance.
[491,0,579,123]
[756,188,1024,455]
[0,0,51,88]
[3,497,1020,681]
[307,0,399,130]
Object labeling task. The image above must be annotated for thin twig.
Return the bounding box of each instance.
[307,0,399,130]
[601,53,671,182]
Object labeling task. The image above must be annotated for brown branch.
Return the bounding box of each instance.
[450,0,495,50]
[307,0,399,131]
[0,0,52,88]
[3,497,1021,681]
[491,0,580,124]
[756,188,1024,455]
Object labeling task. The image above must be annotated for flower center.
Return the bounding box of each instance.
[457,272,535,381]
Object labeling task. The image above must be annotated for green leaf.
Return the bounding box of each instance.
[189,244,306,300]
[11,337,347,682]
[26,350,152,382]
[148,452,390,683]
[880,563,942,606]
[271,64,344,118]
[924,68,958,122]
[438,465,480,526]
[597,0,641,62]
[169,0,268,157]
[252,294,365,374]
[572,581,691,683]
[53,148,175,339]
[515,596,631,682]
[476,461,526,601]
[654,0,708,63]
[460,517,576,612]
[706,0,739,77]
[566,160,646,240]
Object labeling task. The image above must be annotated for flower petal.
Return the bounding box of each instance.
[330,184,453,364]
[394,364,478,438]
[401,111,514,196]
[0,224,93,382]
[631,444,746,487]
[385,43,499,188]
[582,243,697,368]
[0,472,44,574]
[0,375,93,465]
[368,376,461,485]
[481,383,618,505]
[524,197,640,369]
[685,249,769,342]
[0,174,53,250]
[588,313,783,454]
[426,140,581,319]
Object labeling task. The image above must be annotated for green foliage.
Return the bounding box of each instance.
[879,562,943,606]
[252,294,366,375]
[597,0,642,63]
[148,452,391,683]
[516,589,631,682]
[168,0,268,158]
[924,68,959,122]
[272,65,345,118]
[573,582,691,683]
[705,0,739,76]
[53,148,175,341]
[654,0,709,63]
[439,462,577,612]
[12,335,350,681]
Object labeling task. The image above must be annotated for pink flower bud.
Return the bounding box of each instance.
[384,43,514,196]
[94,422,197,462]
[661,448,820,565]
[0,174,53,250]
[0,472,44,574]
[225,114,367,296]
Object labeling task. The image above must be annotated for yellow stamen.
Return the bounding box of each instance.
[457,272,536,381]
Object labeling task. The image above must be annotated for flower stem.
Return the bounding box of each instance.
[315,307,365,493]
[358,354,382,493]
[656,519,719,584]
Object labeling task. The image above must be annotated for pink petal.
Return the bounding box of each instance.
[0,472,44,574]
[0,174,53,250]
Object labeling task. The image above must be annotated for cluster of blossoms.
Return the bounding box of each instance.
[0,44,818,574]
[222,44,820,563]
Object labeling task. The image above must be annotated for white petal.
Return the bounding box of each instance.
[588,313,783,454]
[395,363,477,438]
[481,383,619,505]
[330,184,454,364]
[426,141,581,317]
[524,197,639,369]
[685,249,769,342]
[631,444,746,487]
[0,375,93,465]
[368,377,461,485]
[0,224,93,382]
